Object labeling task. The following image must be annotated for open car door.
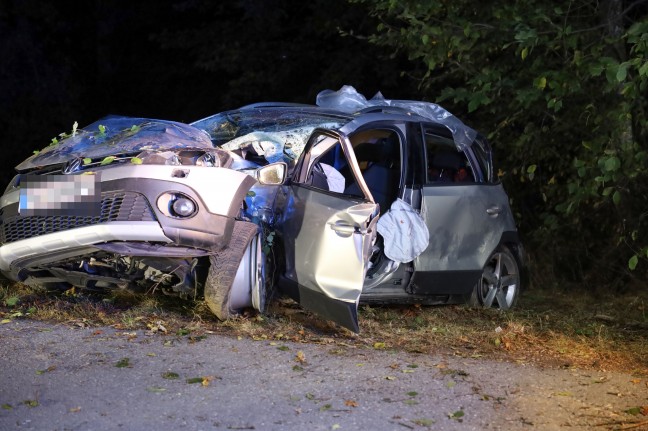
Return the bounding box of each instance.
[279,129,378,332]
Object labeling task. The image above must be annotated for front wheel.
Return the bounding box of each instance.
[204,221,266,320]
[468,246,520,310]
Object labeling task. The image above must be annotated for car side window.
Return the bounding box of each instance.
[424,131,478,184]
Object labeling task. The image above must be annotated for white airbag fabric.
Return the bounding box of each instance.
[377,199,429,263]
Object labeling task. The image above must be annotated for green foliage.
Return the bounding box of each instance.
[353,0,648,285]
[100,156,116,166]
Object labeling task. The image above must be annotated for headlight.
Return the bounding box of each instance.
[157,192,198,218]
[4,175,20,194]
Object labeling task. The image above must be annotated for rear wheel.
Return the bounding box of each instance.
[468,246,520,310]
[204,221,266,320]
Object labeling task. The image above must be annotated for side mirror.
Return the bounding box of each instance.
[255,162,287,185]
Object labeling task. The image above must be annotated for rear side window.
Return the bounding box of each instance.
[424,131,478,184]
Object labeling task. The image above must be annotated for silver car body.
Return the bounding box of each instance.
[193,103,522,331]
[0,97,523,332]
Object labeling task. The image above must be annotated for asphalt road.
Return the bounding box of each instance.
[1,320,646,430]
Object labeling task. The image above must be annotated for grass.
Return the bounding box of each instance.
[1,281,646,374]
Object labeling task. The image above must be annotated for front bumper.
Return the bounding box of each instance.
[0,221,169,272]
[0,164,257,275]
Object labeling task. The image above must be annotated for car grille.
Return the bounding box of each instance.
[0,192,157,244]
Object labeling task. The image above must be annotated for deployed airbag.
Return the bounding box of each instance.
[376,199,430,263]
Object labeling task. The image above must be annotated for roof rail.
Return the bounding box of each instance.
[239,102,314,109]
[355,106,415,116]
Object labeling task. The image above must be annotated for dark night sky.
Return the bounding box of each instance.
[0,0,417,179]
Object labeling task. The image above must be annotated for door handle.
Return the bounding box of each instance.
[329,221,369,236]
[486,206,501,216]
[329,221,356,236]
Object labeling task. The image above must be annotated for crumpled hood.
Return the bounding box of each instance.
[17,116,214,172]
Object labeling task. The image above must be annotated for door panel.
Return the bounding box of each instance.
[279,129,378,332]
[411,183,516,294]
[281,185,377,331]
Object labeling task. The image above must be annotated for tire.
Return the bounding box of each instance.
[468,245,520,310]
[204,221,266,320]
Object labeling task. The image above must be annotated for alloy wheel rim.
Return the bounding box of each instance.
[478,251,519,310]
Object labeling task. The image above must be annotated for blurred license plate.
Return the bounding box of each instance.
[19,175,101,216]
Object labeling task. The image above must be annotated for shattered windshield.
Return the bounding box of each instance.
[17,116,214,172]
[192,108,349,164]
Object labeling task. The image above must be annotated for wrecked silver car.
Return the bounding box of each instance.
[0,87,525,332]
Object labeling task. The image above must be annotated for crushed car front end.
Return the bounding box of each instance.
[0,117,255,295]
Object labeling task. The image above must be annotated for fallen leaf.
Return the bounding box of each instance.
[404,399,419,405]
[320,404,332,412]
[23,400,39,408]
[406,391,418,397]
[626,407,642,416]
[189,335,207,343]
[389,363,400,369]
[412,418,434,426]
[373,342,386,349]
[147,386,166,393]
[344,399,358,408]
[115,358,130,368]
[147,321,167,333]
[0,319,11,324]
[162,372,180,380]
[100,156,116,166]
[292,365,304,372]
[36,366,56,375]
[69,406,81,412]
[186,377,203,384]
[4,297,19,307]
[295,351,307,363]
[331,425,341,430]
[201,376,214,387]
[630,379,641,384]
[1,404,12,410]
[449,410,464,420]
[385,376,396,381]
[447,381,456,388]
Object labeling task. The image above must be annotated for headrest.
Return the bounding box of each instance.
[431,151,462,170]
[353,138,398,163]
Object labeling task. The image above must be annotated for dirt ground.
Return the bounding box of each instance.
[1,319,647,431]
